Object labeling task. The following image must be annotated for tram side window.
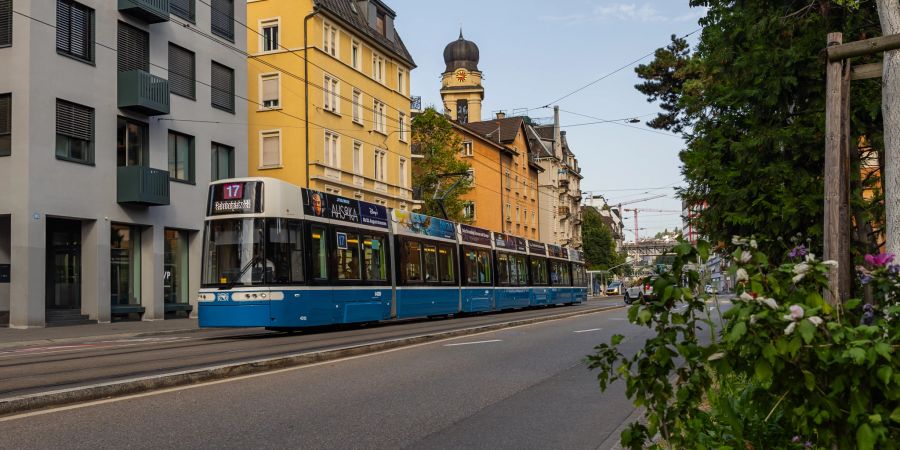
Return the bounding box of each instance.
[516,255,528,285]
[438,245,455,283]
[497,253,510,285]
[309,225,328,280]
[477,249,492,284]
[265,220,292,283]
[552,262,571,286]
[363,235,387,282]
[403,241,423,283]
[530,258,548,285]
[288,222,305,283]
[464,248,491,284]
[423,244,438,283]
[336,231,361,280]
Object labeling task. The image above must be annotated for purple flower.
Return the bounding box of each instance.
[789,245,807,259]
[792,436,801,443]
[861,274,873,285]
[805,441,813,449]
[865,253,895,267]
[890,264,900,275]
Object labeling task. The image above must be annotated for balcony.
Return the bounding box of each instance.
[118,0,170,23]
[410,96,422,112]
[558,206,571,218]
[118,70,170,116]
[117,166,170,206]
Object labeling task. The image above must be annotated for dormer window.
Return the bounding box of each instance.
[376,12,386,36]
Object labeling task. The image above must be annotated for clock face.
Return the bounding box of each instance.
[455,69,468,82]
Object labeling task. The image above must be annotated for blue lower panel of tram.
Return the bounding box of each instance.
[267,288,391,327]
[530,286,551,306]
[460,287,493,312]
[198,301,272,327]
[494,287,530,310]
[573,288,587,303]
[396,287,460,318]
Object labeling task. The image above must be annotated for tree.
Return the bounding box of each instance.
[582,207,625,272]
[411,108,473,222]
[635,1,884,263]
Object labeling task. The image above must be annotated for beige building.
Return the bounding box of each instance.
[532,107,583,249]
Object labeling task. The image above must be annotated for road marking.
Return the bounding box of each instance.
[0,337,195,359]
[608,318,627,321]
[573,328,602,333]
[443,339,502,347]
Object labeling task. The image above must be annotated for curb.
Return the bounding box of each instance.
[0,303,626,417]
[0,326,217,351]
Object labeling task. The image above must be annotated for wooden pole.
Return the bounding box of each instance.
[827,33,900,61]
[839,61,852,302]
[825,32,845,306]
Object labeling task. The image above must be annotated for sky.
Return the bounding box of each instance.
[388,0,705,240]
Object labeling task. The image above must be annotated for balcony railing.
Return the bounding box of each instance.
[117,166,170,206]
[118,0,170,23]
[558,206,571,217]
[118,70,170,116]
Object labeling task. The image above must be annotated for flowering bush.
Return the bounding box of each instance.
[588,239,900,449]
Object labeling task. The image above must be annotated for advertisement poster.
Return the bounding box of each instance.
[494,232,527,253]
[460,224,492,246]
[392,210,456,240]
[359,201,389,229]
[528,240,547,256]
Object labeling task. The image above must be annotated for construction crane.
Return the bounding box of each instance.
[609,194,668,242]
[623,207,682,242]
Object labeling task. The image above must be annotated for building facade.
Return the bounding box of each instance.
[452,122,513,233]
[533,107,584,249]
[0,0,248,327]
[246,0,416,210]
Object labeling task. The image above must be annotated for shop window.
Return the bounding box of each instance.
[164,229,189,304]
[111,224,141,306]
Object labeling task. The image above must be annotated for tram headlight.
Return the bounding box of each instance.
[260,293,267,299]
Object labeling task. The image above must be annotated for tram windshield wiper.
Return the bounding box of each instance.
[220,256,258,290]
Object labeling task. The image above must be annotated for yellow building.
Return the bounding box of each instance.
[451,122,513,233]
[247,0,416,209]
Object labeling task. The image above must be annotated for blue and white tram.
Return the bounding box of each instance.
[198,177,588,330]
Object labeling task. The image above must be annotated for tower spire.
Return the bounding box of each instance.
[459,27,463,39]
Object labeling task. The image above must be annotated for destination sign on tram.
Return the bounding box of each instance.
[208,181,263,216]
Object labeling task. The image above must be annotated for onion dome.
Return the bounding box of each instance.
[443,29,480,73]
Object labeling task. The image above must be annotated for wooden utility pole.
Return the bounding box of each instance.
[824,32,847,306]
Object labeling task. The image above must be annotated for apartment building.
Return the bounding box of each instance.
[534,107,584,249]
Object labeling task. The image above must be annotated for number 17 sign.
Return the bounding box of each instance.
[222,183,244,200]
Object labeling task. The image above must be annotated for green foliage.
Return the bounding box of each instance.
[588,239,900,448]
[583,207,625,272]
[411,108,473,222]
[635,1,884,262]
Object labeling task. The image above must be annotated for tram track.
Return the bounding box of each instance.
[0,300,625,416]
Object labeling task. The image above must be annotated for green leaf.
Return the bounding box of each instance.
[849,347,867,365]
[754,360,773,385]
[803,369,815,391]
[798,319,816,344]
[890,406,900,423]
[696,240,710,261]
[637,309,652,324]
[728,321,747,344]
[875,342,892,360]
[878,366,892,386]
[611,334,624,346]
[845,299,862,311]
[857,423,875,450]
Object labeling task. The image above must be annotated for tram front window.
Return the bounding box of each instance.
[203,219,265,287]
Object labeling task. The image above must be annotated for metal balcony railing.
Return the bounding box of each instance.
[118,70,170,116]
[118,0,170,23]
[117,166,170,206]
[410,96,422,111]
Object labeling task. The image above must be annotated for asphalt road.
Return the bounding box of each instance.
[0,299,624,399]
[0,303,652,450]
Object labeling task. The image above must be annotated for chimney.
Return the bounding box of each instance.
[496,111,506,119]
[553,105,562,159]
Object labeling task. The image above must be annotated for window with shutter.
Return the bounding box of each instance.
[55,99,94,164]
[0,93,10,156]
[168,44,195,99]
[261,73,279,108]
[211,142,234,181]
[117,22,149,73]
[170,0,195,22]
[211,61,235,113]
[167,130,194,183]
[260,130,281,168]
[56,0,94,63]
[0,0,11,47]
[210,0,234,41]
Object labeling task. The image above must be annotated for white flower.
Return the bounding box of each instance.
[823,260,839,268]
[784,322,797,335]
[793,263,810,275]
[732,236,743,245]
[759,297,779,310]
[808,316,823,327]
[736,268,749,283]
[789,304,804,320]
[750,239,758,249]
[750,314,759,325]
[707,352,726,361]
[739,292,754,302]
[806,253,816,262]
[792,273,806,284]
[739,250,753,264]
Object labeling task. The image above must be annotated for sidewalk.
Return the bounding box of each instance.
[0,318,205,349]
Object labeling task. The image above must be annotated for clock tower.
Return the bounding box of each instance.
[440,30,483,124]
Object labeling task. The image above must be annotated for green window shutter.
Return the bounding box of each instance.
[0,0,12,47]
[170,0,195,22]
[168,43,195,99]
[56,99,93,142]
[56,0,93,62]
[210,0,233,41]
[117,21,149,72]
[210,61,234,113]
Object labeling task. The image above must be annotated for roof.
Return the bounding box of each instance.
[534,125,554,140]
[463,117,526,144]
[315,0,416,68]
[451,122,515,156]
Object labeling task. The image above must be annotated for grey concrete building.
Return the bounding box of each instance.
[0,0,247,327]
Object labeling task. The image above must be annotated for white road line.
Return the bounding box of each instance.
[573,328,602,333]
[608,318,627,321]
[443,339,502,347]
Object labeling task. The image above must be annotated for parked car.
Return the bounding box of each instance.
[606,281,623,295]
[704,284,717,294]
[624,277,657,304]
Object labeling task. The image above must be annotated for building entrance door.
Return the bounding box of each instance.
[46,219,82,310]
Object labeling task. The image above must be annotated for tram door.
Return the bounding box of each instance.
[46,219,82,310]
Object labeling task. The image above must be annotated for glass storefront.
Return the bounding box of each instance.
[111,224,141,306]
[164,229,189,304]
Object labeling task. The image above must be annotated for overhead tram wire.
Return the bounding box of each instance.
[533,27,701,110]
[558,108,678,138]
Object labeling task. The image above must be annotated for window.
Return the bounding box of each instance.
[351,40,360,69]
[372,53,385,83]
[398,70,405,95]
[260,130,281,168]
[116,117,148,167]
[532,211,536,225]
[211,61,235,113]
[264,220,304,284]
[336,231,361,280]
[260,19,279,52]
[118,22,148,72]
[497,253,510,285]
[168,130,194,183]
[376,12,386,36]
[456,100,468,124]
[352,89,363,124]
[260,73,280,108]
[530,258,548,285]
[423,244,438,283]
[56,0,94,63]
[466,168,474,183]
[403,241,422,283]
[0,93,9,157]
[170,0,195,22]
[323,75,339,113]
[309,225,328,280]
[56,99,93,164]
[505,203,511,220]
[168,43,196,99]
[373,100,386,133]
[323,22,338,57]
[464,248,491,285]
[374,149,387,181]
[399,113,407,142]
[438,245,455,283]
[363,235,388,281]
[211,142,234,181]
[0,0,11,47]
[505,171,511,190]
[164,229,190,304]
[111,224,141,306]
[516,206,520,222]
[324,130,340,168]
[399,158,407,188]
[211,0,234,41]
[463,202,475,219]
[461,141,473,157]
[353,141,363,175]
